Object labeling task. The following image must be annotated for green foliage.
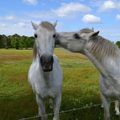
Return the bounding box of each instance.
[0,35,7,48]
[116,41,120,48]
[0,34,34,49]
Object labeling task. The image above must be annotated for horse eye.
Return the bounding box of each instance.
[74,33,80,39]
[34,34,37,38]
[53,34,56,38]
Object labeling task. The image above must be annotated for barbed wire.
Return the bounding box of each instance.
[0,94,115,120]
[19,101,115,120]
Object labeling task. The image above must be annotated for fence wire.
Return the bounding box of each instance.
[0,94,115,120]
[19,101,115,120]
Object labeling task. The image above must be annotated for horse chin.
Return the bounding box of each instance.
[43,69,52,72]
[42,65,53,72]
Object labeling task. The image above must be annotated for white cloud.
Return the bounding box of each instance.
[23,0,38,5]
[82,14,101,23]
[5,15,15,20]
[28,11,56,20]
[116,14,120,20]
[0,22,33,36]
[54,2,91,17]
[0,23,6,27]
[99,27,120,42]
[0,15,16,21]
[15,22,27,28]
[100,0,120,11]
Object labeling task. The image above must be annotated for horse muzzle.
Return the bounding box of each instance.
[40,54,54,72]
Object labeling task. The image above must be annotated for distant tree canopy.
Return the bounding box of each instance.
[0,34,120,50]
[0,34,34,49]
[116,41,120,48]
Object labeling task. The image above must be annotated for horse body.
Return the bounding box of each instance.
[85,37,120,96]
[28,21,62,120]
[56,29,120,120]
[99,56,120,97]
[103,56,120,78]
[85,41,120,119]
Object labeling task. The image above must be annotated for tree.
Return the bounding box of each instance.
[19,37,25,49]
[10,34,20,49]
[27,36,34,48]
[0,35,5,48]
[0,34,34,49]
[6,35,12,48]
[116,41,120,48]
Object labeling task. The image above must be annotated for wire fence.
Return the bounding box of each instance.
[19,101,115,120]
[0,94,115,120]
[0,92,31,98]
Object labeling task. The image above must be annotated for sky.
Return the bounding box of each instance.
[0,0,120,42]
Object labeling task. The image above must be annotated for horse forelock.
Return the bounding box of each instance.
[88,36,119,60]
[80,28,94,34]
[40,21,55,31]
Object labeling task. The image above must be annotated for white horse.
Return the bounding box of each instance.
[56,28,120,120]
[28,21,63,120]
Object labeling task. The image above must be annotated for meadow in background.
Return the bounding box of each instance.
[0,48,119,120]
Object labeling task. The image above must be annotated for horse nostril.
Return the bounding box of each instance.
[49,55,54,63]
[40,55,54,64]
[40,55,43,64]
[40,54,54,72]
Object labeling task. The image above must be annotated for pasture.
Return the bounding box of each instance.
[0,48,119,120]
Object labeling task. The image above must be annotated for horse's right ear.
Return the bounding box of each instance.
[90,31,99,38]
[54,20,57,28]
[31,21,38,30]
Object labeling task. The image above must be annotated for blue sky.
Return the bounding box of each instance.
[0,0,120,41]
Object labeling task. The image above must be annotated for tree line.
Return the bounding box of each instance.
[0,34,120,49]
[116,41,120,48]
[0,34,34,49]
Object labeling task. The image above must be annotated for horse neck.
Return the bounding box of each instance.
[83,49,120,93]
[83,49,109,78]
[85,36,120,63]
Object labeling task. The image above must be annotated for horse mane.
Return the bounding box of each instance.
[80,28,119,60]
[80,28,94,33]
[33,43,37,59]
[40,21,55,31]
[88,36,119,60]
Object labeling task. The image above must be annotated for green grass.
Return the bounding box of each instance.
[0,48,119,120]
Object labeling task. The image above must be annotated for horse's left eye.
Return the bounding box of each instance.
[53,34,56,38]
[73,33,81,39]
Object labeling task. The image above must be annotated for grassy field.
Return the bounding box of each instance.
[0,48,119,120]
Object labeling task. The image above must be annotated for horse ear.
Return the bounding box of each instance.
[90,31,99,38]
[54,20,57,28]
[31,21,38,30]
